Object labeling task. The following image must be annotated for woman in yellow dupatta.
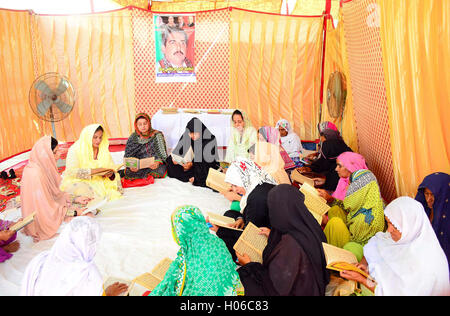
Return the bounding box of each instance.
[61,124,123,201]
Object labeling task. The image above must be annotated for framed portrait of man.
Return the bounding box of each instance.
[154,14,196,83]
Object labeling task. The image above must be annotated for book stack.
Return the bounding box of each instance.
[161,107,178,114]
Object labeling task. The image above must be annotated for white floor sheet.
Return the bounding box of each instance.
[0,152,231,296]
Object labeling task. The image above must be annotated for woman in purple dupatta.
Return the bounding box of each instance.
[0,220,20,262]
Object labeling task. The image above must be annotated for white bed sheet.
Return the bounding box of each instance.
[0,176,232,296]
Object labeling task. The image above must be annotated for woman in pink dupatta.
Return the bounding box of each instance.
[21,136,91,242]
[331,152,369,200]
[257,126,296,170]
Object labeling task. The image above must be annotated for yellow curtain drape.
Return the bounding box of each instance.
[378,0,450,197]
[151,0,283,13]
[0,10,40,160]
[31,9,135,144]
[112,0,149,9]
[229,9,324,140]
[321,16,358,151]
[292,0,340,21]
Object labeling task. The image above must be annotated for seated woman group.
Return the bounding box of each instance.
[11,114,450,296]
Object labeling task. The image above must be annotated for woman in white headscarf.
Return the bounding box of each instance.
[339,197,450,296]
[209,158,277,261]
[276,119,303,167]
[20,217,128,296]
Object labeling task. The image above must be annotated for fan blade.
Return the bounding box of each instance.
[34,80,53,95]
[53,99,72,113]
[54,77,69,96]
[37,99,53,116]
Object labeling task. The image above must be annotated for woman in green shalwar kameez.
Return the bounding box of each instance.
[149,205,241,296]
[318,152,385,262]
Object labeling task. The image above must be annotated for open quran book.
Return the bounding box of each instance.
[206,168,231,193]
[322,243,370,279]
[171,147,194,165]
[299,182,330,225]
[206,212,243,231]
[291,169,315,187]
[8,212,36,232]
[91,164,124,177]
[124,157,155,170]
[233,222,268,264]
[128,257,173,296]
[103,277,131,296]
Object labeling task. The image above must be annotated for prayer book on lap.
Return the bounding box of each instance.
[91,164,124,177]
[206,212,243,232]
[206,168,231,193]
[291,169,315,187]
[128,258,173,296]
[8,212,36,232]
[322,243,370,279]
[233,222,268,264]
[171,147,194,165]
[124,157,155,170]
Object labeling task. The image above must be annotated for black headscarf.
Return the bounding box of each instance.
[265,184,330,294]
[172,117,218,163]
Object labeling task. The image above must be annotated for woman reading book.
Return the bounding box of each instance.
[299,121,353,192]
[210,158,277,261]
[340,197,450,296]
[122,113,168,180]
[148,205,241,296]
[415,172,449,271]
[257,126,296,170]
[236,185,329,296]
[21,136,92,242]
[276,119,304,168]
[224,110,257,164]
[317,152,385,261]
[61,124,123,201]
[166,117,220,187]
[21,217,128,296]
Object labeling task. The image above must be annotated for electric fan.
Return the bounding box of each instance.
[326,71,347,118]
[29,72,76,137]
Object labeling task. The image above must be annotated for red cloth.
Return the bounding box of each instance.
[121,174,155,188]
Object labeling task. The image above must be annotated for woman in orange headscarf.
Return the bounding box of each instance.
[21,136,91,242]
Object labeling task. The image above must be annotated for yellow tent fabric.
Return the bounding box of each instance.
[378,0,450,197]
[321,16,358,152]
[229,9,324,140]
[111,0,149,9]
[30,9,135,145]
[0,10,39,160]
[292,0,339,21]
[151,0,283,13]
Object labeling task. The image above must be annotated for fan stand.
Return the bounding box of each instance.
[49,95,57,139]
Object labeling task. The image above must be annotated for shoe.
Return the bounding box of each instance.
[8,169,16,179]
[0,171,7,180]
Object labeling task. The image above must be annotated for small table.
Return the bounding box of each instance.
[151,109,233,150]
